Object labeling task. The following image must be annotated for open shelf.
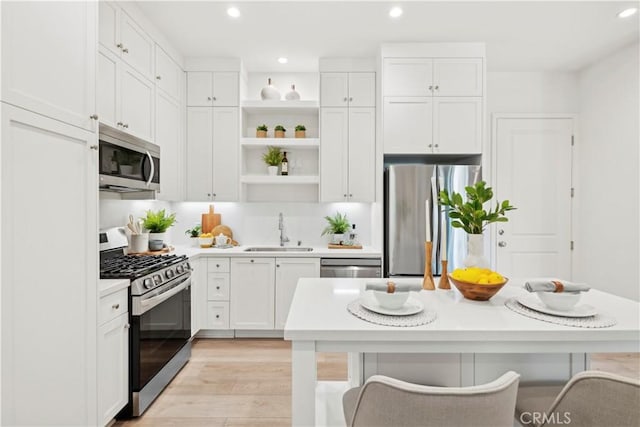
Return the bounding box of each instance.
[241,100,319,113]
[241,138,319,149]
[240,175,319,184]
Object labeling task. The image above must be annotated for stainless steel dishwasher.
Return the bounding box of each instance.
[320,258,382,278]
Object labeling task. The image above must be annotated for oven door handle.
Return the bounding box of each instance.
[138,275,191,315]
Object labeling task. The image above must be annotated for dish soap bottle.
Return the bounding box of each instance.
[281,151,289,176]
[349,224,359,246]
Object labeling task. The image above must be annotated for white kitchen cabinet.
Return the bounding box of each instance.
[1,1,97,131]
[155,45,182,101]
[187,72,239,107]
[191,257,206,336]
[97,48,120,129]
[206,302,230,329]
[433,59,483,97]
[155,89,183,201]
[433,97,482,154]
[99,1,120,56]
[320,72,375,107]
[230,258,276,330]
[186,107,239,201]
[205,258,231,329]
[98,306,129,426]
[208,273,230,301]
[275,258,320,329]
[2,104,98,426]
[383,58,433,97]
[320,107,375,202]
[120,11,155,81]
[383,97,432,154]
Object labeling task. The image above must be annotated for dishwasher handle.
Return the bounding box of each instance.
[320,258,381,267]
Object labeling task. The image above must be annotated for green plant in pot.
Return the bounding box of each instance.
[321,212,351,245]
[274,125,286,138]
[294,124,306,138]
[185,224,202,246]
[262,146,283,176]
[142,209,177,247]
[256,124,268,138]
[438,181,515,268]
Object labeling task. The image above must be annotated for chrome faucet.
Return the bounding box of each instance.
[278,212,290,247]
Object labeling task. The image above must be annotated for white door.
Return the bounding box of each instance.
[383,58,432,96]
[495,118,573,279]
[433,97,482,154]
[98,1,121,56]
[348,108,376,202]
[186,107,213,201]
[155,46,182,101]
[97,48,120,129]
[212,107,239,201]
[230,258,275,329]
[433,59,483,97]
[275,258,320,329]
[348,73,376,107]
[383,97,432,154]
[187,72,213,106]
[212,72,239,106]
[120,11,154,80]
[155,91,183,201]
[98,313,129,426]
[120,63,154,142]
[320,73,348,107]
[320,108,349,202]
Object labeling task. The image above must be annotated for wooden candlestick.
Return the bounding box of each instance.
[422,241,436,290]
[438,260,451,289]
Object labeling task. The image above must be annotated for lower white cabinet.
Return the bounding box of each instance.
[205,258,231,329]
[230,258,276,329]
[275,258,321,329]
[206,302,230,329]
[98,310,129,426]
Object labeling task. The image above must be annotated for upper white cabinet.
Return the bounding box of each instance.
[99,1,120,56]
[433,97,482,154]
[321,72,375,107]
[1,1,97,131]
[230,258,276,330]
[155,45,182,101]
[156,89,184,201]
[383,97,433,153]
[275,258,320,329]
[187,72,239,107]
[383,58,482,97]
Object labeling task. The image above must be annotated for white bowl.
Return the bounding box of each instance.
[198,236,214,248]
[536,292,581,312]
[373,291,410,310]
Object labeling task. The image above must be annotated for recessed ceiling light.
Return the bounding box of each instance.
[278,57,288,64]
[227,7,240,18]
[389,7,403,18]
[618,7,638,18]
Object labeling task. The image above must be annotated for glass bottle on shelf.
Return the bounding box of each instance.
[281,151,289,176]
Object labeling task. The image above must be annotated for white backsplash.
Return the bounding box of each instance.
[100,200,374,248]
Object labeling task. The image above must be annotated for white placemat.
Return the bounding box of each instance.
[505,298,616,328]
[347,299,437,327]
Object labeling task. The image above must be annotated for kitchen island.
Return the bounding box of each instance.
[284,278,640,426]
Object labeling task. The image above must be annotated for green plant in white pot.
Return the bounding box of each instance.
[438,181,515,268]
[262,146,283,176]
[142,209,177,247]
[321,212,351,245]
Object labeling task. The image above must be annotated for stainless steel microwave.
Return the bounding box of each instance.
[98,124,160,195]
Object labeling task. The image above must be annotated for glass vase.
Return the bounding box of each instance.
[464,233,489,268]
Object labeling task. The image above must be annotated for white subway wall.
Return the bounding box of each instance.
[575,42,639,301]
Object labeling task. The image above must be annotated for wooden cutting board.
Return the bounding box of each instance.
[201,204,221,234]
[128,246,174,256]
[328,244,363,249]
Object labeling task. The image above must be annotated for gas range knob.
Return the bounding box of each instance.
[176,265,184,274]
[143,278,153,289]
[165,269,175,279]
[153,274,162,285]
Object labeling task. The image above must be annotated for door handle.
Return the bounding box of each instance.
[498,241,507,247]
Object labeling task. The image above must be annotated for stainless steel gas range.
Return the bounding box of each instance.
[99,228,192,417]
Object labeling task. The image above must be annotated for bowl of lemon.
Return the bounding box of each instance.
[448,268,508,301]
[198,233,214,248]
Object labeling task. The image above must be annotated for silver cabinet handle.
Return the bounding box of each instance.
[116,121,123,127]
[343,97,348,102]
[207,96,212,101]
[498,241,507,247]
[212,193,216,198]
[349,97,353,102]
[145,150,154,187]
[207,193,211,197]
[429,85,433,91]
[122,47,129,54]
[434,85,439,90]
[89,145,98,150]
[89,114,99,120]
[276,264,280,268]
[116,43,123,49]
[216,286,220,290]
[122,123,129,129]
[428,144,433,148]
[498,229,505,235]
[156,75,162,80]
[216,264,220,268]
[213,96,217,101]
[112,303,120,310]
[349,193,353,197]
[125,323,130,329]
[216,314,220,319]
[434,144,439,148]
[343,193,347,197]
[250,259,254,263]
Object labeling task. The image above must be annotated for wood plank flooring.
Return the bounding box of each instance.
[115,339,639,427]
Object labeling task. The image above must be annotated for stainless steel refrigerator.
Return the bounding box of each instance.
[384,164,482,277]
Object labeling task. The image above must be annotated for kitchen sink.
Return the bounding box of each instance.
[244,247,313,252]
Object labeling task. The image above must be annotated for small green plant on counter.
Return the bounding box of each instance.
[274,125,286,132]
[321,212,351,236]
[185,224,202,238]
[142,209,177,233]
[262,146,283,166]
[438,181,516,235]
[256,124,268,132]
[295,124,306,131]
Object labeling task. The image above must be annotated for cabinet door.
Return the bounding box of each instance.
[2,104,98,426]
[120,63,154,142]
[275,258,320,329]
[383,97,432,154]
[187,72,213,106]
[155,46,182,101]
[212,72,239,106]
[1,1,97,131]
[433,59,483,97]
[230,258,275,330]
[120,11,154,80]
[320,73,348,107]
[206,302,230,329]
[320,108,349,202]
[97,48,120,129]
[98,313,129,426]
[207,273,230,301]
[186,107,213,201]
[156,91,183,201]
[348,108,376,202]
[98,1,121,56]
[191,258,207,336]
[433,97,482,154]
[348,73,376,107]
[383,58,433,97]
[212,107,239,201]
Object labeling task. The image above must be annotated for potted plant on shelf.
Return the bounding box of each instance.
[256,124,268,138]
[142,209,177,247]
[274,125,286,138]
[438,181,515,268]
[294,124,306,138]
[321,212,351,245]
[262,146,283,176]
[185,224,202,247]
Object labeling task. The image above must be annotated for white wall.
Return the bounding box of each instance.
[574,42,639,301]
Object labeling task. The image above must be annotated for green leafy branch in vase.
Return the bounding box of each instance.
[438,181,516,234]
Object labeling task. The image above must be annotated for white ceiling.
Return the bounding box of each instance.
[133,1,640,72]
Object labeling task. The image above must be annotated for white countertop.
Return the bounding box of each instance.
[99,278,130,298]
[171,244,382,260]
[284,278,640,349]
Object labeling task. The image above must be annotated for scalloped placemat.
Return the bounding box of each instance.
[505,298,616,328]
[347,299,437,327]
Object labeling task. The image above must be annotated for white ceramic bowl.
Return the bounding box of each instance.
[536,292,581,311]
[373,291,410,310]
[198,236,214,248]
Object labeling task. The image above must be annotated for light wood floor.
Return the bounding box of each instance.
[115,339,639,427]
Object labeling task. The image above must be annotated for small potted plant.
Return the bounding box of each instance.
[321,212,351,245]
[262,146,283,176]
[274,125,286,138]
[256,124,268,138]
[294,124,306,138]
[142,209,177,246]
[184,224,202,247]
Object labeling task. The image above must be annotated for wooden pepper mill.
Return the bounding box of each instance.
[422,241,436,290]
[438,260,451,289]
